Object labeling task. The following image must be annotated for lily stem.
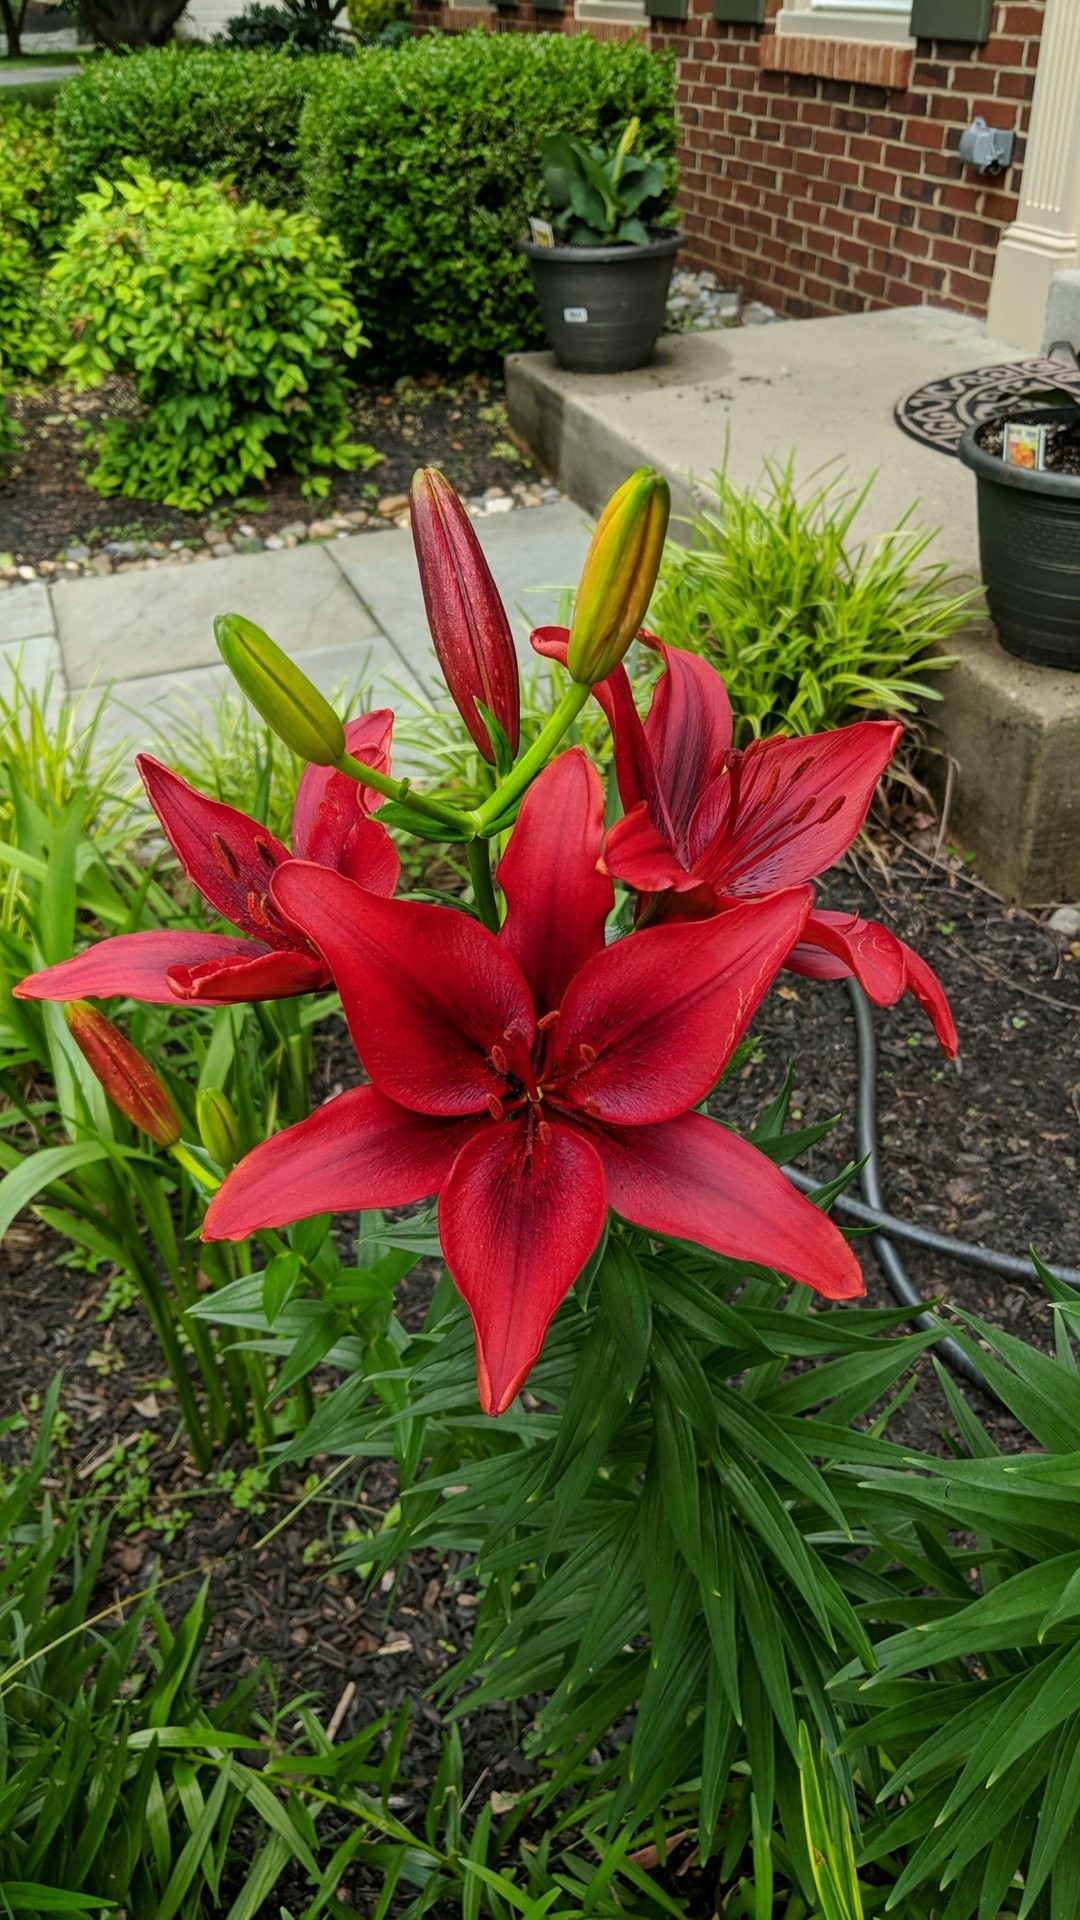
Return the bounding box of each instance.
[334,751,475,835]
[474,680,592,835]
[466,838,500,933]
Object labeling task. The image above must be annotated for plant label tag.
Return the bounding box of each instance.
[1003,421,1047,470]
[563,306,589,324]
[529,218,555,249]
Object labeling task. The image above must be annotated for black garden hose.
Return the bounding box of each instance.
[787,980,1080,1394]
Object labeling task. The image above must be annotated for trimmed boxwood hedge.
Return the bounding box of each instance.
[50,46,325,223]
[298,31,677,370]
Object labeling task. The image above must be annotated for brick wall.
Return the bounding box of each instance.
[653,0,1043,319]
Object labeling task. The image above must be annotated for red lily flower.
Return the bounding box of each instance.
[532,629,956,1057]
[204,750,864,1416]
[14,713,400,1009]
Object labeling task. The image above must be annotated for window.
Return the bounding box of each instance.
[777,0,913,40]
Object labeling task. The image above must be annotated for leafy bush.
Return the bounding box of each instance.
[540,117,672,247]
[345,0,408,42]
[0,100,56,236]
[0,102,60,377]
[218,0,350,53]
[49,165,378,510]
[649,460,974,741]
[0,387,17,470]
[50,45,323,222]
[299,30,676,368]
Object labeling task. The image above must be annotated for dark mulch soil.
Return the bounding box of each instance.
[721,831,1080,1455]
[978,412,1080,474]
[0,372,542,567]
[2,831,1080,1902]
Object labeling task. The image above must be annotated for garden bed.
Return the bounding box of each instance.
[3,829,1079,1904]
[0,372,549,576]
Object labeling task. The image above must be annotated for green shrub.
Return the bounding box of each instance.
[0,100,57,237]
[345,0,407,41]
[0,388,17,470]
[218,0,351,53]
[49,165,378,510]
[0,102,61,377]
[649,460,975,741]
[299,30,676,368]
[50,45,323,223]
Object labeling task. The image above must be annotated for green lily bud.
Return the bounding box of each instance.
[215,613,345,767]
[566,467,670,686]
[196,1087,242,1172]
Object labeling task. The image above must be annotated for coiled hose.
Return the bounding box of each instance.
[786,980,1080,1395]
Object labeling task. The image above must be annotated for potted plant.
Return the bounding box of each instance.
[958,373,1080,671]
[520,118,685,375]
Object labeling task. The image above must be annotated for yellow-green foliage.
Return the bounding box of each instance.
[49,164,380,510]
[345,0,407,37]
[0,103,60,377]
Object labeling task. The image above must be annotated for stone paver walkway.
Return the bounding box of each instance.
[0,505,593,744]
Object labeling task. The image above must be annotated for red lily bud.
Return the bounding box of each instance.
[64,1001,181,1147]
[566,467,670,686]
[410,469,520,762]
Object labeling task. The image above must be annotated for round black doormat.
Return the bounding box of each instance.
[894,356,1080,456]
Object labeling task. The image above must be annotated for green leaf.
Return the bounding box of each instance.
[0,1141,112,1241]
[263,1250,302,1327]
[596,1236,652,1396]
[0,1891,117,1913]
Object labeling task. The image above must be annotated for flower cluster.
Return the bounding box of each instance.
[18,465,955,1416]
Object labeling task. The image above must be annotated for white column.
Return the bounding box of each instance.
[987,0,1080,351]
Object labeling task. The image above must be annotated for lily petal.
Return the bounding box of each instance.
[167,946,330,1004]
[531,625,671,836]
[789,908,958,1056]
[204,1084,481,1239]
[593,1110,865,1300]
[138,755,294,946]
[554,889,811,1125]
[643,644,732,858]
[440,1116,607,1415]
[498,750,612,1016]
[689,721,902,891]
[291,710,396,864]
[270,862,535,1114]
[13,930,262,1006]
[600,800,703,897]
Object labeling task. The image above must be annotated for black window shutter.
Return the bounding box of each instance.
[711,0,765,20]
[910,0,992,42]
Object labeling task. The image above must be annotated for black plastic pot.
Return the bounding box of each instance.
[959,407,1080,670]
[519,230,686,374]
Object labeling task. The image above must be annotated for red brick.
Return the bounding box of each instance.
[820,156,860,186]
[997,69,1035,98]
[1000,5,1044,32]
[982,36,1027,66]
